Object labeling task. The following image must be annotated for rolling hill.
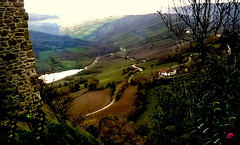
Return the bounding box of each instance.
[60,13,175,60]
[30,13,176,72]
[60,14,166,43]
[29,31,99,72]
[30,30,98,52]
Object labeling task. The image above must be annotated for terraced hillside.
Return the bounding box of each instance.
[61,13,175,61]
[60,14,172,45]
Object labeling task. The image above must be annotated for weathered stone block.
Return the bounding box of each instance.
[16,39,22,43]
[2,53,17,62]
[13,18,20,23]
[23,13,28,20]
[21,41,32,51]
[26,50,34,58]
[6,7,16,12]
[2,26,10,29]
[4,19,12,24]
[9,38,17,46]
[13,2,24,7]
[15,11,23,16]
[24,29,29,39]
[16,23,25,28]
[15,32,24,37]
[0,7,6,11]
[0,30,9,37]
[17,28,24,32]
[34,84,41,91]
[28,58,35,62]
[16,22,27,28]
[17,81,24,86]
[1,41,9,47]
[9,0,17,2]
[9,23,16,30]
[29,76,38,86]
[18,7,25,13]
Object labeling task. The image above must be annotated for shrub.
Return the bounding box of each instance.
[87,77,99,90]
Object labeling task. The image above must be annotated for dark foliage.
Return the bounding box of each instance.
[0,123,99,145]
[148,42,240,144]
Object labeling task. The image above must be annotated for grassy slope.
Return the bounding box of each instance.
[60,16,123,39]
[61,14,171,48]
[55,56,134,88]
[136,86,163,130]
[112,32,141,47]
[137,60,179,76]
[93,57,134,87]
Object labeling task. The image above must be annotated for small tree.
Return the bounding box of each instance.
[46,56,63,72]
[88,77,99,90]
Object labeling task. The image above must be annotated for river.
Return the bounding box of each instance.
[39,57,100,84]
[39,69,83,84]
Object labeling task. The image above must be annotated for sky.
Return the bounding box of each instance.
[24,0,173,25]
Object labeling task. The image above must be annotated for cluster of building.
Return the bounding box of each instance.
[158,69,177,78]
[158,67,189,79]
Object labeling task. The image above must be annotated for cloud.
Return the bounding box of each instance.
[29,14,59,22]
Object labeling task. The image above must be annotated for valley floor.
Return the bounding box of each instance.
[66,86,137,123]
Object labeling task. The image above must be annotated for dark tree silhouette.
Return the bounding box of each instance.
[158,0,240,58]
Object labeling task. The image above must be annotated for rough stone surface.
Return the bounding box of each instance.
[0,0,44,140]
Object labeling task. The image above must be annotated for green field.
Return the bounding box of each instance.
[55,57,134,87]
[62,57,93,70]
[94,59,134,87]
[36,46,93,72]
[66,47,87,53]
[36,61,51,73]
[39,50,56,60]
[137,60,179,76]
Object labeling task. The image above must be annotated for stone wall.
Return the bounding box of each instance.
[0,0,44,140]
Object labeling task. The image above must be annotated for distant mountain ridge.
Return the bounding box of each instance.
[59,13,176,61]
[30,30,98,52]
[28,13,62,35]
[60,16,124,40]
[60,14,163,41]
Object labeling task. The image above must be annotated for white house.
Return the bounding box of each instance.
[159,69,177,77]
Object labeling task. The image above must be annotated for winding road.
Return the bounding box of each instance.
[83,51,198,117]
[85,98,116,117]
[84,58,143,117]
[84,56,100,70]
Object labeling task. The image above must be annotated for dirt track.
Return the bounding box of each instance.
[66,86,137,122]
[66,89,111,121]
[87,86,138,119]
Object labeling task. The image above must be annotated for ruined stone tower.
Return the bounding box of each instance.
[0,0,44,141]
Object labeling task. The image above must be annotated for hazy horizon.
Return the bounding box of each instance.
[24,0,173,25]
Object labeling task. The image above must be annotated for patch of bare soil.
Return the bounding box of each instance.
[66,89,111,121]
[87,85,138,119]
[128,43,176,60]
